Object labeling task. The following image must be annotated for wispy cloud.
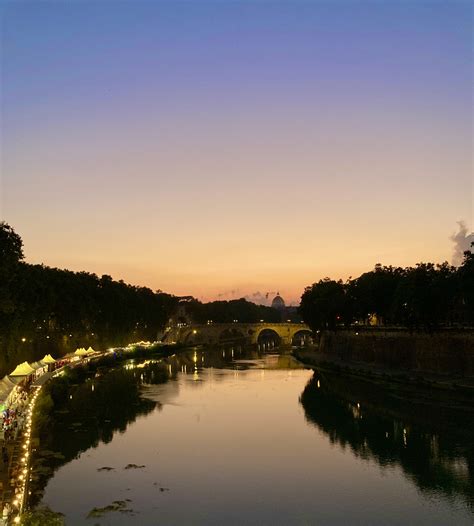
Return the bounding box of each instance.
[451,221,474,266]
[243,291,277,306]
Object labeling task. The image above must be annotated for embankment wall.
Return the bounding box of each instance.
[318,329,474,376]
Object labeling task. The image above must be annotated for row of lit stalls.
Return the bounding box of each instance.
[0,348,97,413]
[0,355,57,413]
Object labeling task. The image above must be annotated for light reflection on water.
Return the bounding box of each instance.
[39,348,473,525]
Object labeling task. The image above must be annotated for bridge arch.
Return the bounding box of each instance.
[183,329,205,345]
[256,328,281,347]
[168,322,312,346]
[291,329,313,346]
[219,328,246,342]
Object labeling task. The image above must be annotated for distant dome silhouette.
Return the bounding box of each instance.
[271,293,286,310]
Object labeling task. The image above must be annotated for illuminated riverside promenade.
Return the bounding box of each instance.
[0,341,165,524]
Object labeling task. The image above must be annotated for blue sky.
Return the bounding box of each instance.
[1,1,472,302]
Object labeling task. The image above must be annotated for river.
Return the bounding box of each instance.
[33,347,473,525]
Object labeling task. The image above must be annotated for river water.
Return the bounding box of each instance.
[36,347,473,525]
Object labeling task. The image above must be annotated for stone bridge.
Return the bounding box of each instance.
[162,322,312,347]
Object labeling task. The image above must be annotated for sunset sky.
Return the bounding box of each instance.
[1,1,472,304]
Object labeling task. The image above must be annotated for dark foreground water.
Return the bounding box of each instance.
[37,348,473,525]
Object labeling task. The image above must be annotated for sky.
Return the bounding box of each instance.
[0,1,472,304]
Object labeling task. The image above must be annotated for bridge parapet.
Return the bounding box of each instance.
[163,322,312,346]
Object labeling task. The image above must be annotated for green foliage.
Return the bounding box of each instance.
[0,221,24,316]
[0,223,179,374]
[458,248,474,319]
[46,376,70,407]
[185,298,281,324]
[20,506,64,525]
[348,264,404,324]
[299,279,348,331]
[62,364,89,385]
[34,393,54,433]
[300,254,474,331]
[0,221,24,267]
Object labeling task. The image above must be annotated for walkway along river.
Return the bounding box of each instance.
[0,342,177,525]
[18,345,474,525]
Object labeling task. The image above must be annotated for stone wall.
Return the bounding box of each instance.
[318,329,474,376]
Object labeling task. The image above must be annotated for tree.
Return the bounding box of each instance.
[184,298,281,324]
[457,245,474,324]
[299,279,349,331]
[0,222,24,315]
[0,221,23,266]
[20,506,65,526]
[0,223,179,374]
[349,264,403,324]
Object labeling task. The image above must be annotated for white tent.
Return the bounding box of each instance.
[41,354,56,364]
[74,348,87,356]
[86,347,95,355]
[0,376,17,401]
[9,361,35,376]
[30,360,48,377]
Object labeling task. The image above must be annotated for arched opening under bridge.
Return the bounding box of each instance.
[183,330,205,345]
[219,328,246,342]
[257,329,281,350]
[291,330,313,347]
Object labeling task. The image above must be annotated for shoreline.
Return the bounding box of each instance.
[0,342,184,525]
[292,347,474,401]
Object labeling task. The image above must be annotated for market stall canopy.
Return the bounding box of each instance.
[86,347,95,355]
[0,376,16,401]
[0,376,16,391]
[74,348,87,356]
[30,361,46,371]
[9,361,35,376]
[41,354,56,364]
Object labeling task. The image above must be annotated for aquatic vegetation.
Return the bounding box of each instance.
[87,500,135,518]
[124,463,146,469]
[27,361,169,508]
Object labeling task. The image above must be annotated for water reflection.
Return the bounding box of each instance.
[164,346,303,375]
[300,370,474,511]
[30,361,170,504]
[32,348,299,503]
[31,348,474,524]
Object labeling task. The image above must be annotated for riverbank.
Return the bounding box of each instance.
[0,342,182,525]
[25,347,474,525]
[293,346,474,407]
[316,328,474,375]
